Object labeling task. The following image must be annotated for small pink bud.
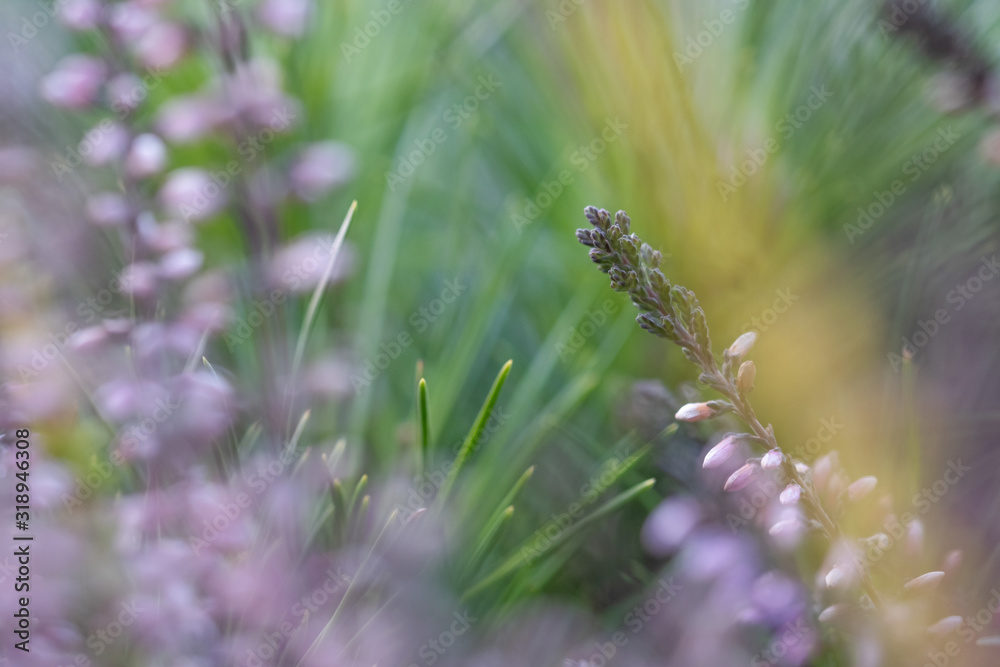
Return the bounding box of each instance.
[289,141,355,201]
[59,0,103,31]
[702,435,740,469]
[904,571,945,591]
[727,331,757,360]
[768,518,800,537]
[818,604,846,623]
[675,402,714,422]
[40,55,106,109]
[257,0,312,37]
[779,484,801,505]
[847,476,878,502]
[158,248,203,281]
[760,449,783,470]
[825,566,845,589]
[126,133,168,178]
[724,462,758,492]
[794,462,809,474]
[927,616,963,636]
[737,360,756,393]
[133,22,187,70]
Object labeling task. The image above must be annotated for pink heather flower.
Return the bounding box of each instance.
[256,0,312,37]
[903,571,945,590]
[69,325,107,352]
[675,402,713,422]
[80,122,130,166]
[724,462,758,492]
[133,22,187,70]
[159,168,227,222]
[727,331,757,359]
[266,232,355,294]
[641,497,702,556]
[702,434,740,469]
[817,604,846,623]
[779,483,801,505]
[120,262,160,297]
[824,566,845,589]
[39,55,106,109]
[760,448,783,470]
[289,142,355,201]
[126,133,168,178]
[846,476,877,502]
[59,0,103,31]
[157,96,227,143]
[768,518,800,537]
[158,248,204,281]
[86,192,131,227]
[108,2,158,43]
[927,616,963,636]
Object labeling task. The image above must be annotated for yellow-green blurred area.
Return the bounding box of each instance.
[9,0,1000,601]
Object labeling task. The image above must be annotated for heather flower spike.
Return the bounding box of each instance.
[574,207,973,631]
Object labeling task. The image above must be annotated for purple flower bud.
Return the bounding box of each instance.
[157,96,226,143]
[904,571,945,590]
[702,434,739,469]
[69,325,107,352]
[675,402,714,422]
[846,476,877,502]
[907,518,925,557]
[289,142,355,201]
[40,55,106,109]
[80,122,130,166]
[108,2,158,43]
[943,549,963,574]
[927,616,963,636]
[120,262,160,297]
[126,133,168,178]
[59,0,103,31]
[760,448,783,470]
[768,518,800,537]
[641,496,702,556]
[159,168,227,222]
[86,192,131,227]
[266,232,355,293]
[256,0,312,37]
[133,22,187,70]
[779,483,801,505]
[824,566,845,589]
[817,604,846,623]
[724,462,758,492]
[727,331,757,360]
[107,73,145,116]
[158,248,203,281]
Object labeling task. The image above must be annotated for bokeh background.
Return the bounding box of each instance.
[3,0,1000,665]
